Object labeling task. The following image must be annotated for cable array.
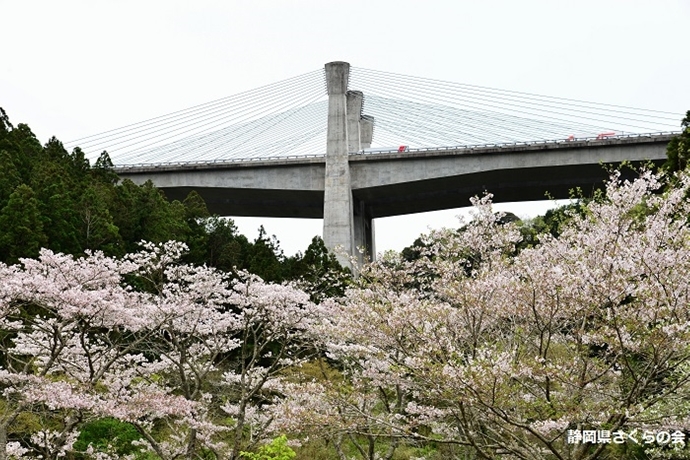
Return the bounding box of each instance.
[67,69,328,165]
[68,66,683,166]
[350,67,682,148]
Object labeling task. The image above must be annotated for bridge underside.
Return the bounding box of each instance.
[160,187,325,218]
[354,159,664,218]
[154,159,662,219]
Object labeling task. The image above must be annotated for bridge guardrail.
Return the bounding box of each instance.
[354,131,679,156]
[112,131,679,171]
[113,153,328,171]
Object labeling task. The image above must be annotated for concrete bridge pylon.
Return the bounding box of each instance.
[323,61,374,269]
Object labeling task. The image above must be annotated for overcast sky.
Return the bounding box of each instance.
[3,1,688,256]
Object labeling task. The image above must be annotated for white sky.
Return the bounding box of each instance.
[3,1,689,256]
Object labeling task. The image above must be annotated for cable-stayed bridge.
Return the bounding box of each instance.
[67,62,682,267]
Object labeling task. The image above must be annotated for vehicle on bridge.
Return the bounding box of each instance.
[360,145,410,154]
[596,132,616,140]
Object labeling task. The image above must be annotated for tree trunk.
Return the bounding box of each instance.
[0,424,7,460]
[186,428,197,460]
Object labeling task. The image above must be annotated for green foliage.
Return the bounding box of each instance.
[240,435,296,460]
[516,201,587,250]
[290,439,336,460]
[247,225,286,282]
[401,236,427,262]
[30,159,82,254]
[73,418,143,457]
[0,184,47,263]
[181,190,211,265]
[78,184,122,252]
[663,110,690,174]
[0,107,12,133]
[91,150,119,185]
[287,236,351,301]
[0,122,42,182]
[0,149,22,206]
[204,216,252,271]
[109,179,190,254]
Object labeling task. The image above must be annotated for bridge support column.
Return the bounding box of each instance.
[323,62,376,269]
[347,90,375,264]
[347,90,363,154]
[323,62,355,268]
[360,115,374,149]
[353,199,375,266]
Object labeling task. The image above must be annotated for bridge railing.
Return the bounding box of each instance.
[355,131,680,156]
[112,131,679,171]
[113,153,328,171]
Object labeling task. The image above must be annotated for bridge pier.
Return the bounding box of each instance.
[353,199,375,267]
[360,115,374,149]
[323,61,375,269]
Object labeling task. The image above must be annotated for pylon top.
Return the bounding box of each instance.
[325,61,350,95]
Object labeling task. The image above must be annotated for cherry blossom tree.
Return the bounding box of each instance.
[0,241,320,460]
[117,256,321,460]
[0,246,153,460]
[278,170,690,460]
[5,169,690,460]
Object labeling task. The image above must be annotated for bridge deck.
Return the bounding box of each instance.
[116,134,674,219]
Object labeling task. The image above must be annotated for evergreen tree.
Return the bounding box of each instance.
[205,216,251,272]
[42,136,70,163]
[248,226,285,282]
[0,150,22,207]
[663,110,690,174]
[68,145,91,178]
[111,180,189,253]
[0,121,41,183]
[181,191,211,265]
[0,107,12,133]
[30,160,82,255]
[0,184,47,263]
[288,236,350,301]
[91,151,119,186]
[78,185,122,253]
